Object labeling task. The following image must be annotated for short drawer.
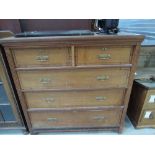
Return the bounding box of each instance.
[76,46,132,65]
[143,90,155,109]
[24,89,125,108]
[12,47,71,67]
[29,108,122,129]
[140,109,155,126]
[18,68,130,90]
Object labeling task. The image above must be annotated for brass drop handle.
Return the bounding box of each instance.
[40,78,51,84]
[92,116,105,121]
[101,48,109,51]
[96,96,107,101]
[96,75,109,81]
[97,54,111,60]
[47,118,58,122]
[36,55,49,62]
[42,97,55,103]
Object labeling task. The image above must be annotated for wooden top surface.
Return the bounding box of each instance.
[0,31,14,39]
[0,32,144,45]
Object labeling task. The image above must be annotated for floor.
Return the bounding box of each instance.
[0,116,155,135]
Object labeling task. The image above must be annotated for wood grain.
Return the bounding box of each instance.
[128,81,155,128]
[24,89,125,109]
[12,47,72,67]
[29,108,122,129]
[139,109,155,126]
[17,68,130,90]
[76,46,132,65]
[143,89,155,109]
[1,34,144,133]
[118,45,142,132]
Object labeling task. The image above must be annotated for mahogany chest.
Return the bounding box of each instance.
[0,33,144,133]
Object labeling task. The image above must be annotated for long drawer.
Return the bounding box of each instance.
[17,68,130,90]
[29,108,122,129]
[12,47,72,67]
[24,89,125,108]
[76,46,132,65]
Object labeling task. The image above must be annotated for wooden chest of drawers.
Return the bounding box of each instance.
[0,34,144,133]
[128,80,155,128]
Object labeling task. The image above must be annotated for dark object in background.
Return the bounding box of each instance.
[19,19,92,32]
[0,19,21,33]
[92,19,119,34]
[15,30,94,38]
[0,19,91,34]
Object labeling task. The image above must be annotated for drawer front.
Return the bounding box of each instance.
[143,90,155,109]
[140,109,155,125]
[12,47,71,67]
[18,68,129,90]
[76,47,132,65]
[25,89,124,108]
[29,109,122,129]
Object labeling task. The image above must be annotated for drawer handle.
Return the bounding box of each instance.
[92,116,105,120]
[101,48,109,51]
[148,95,155,104]
[43,97,55,103]
[96,75,109,81]
[96,96,106,101]
[97,54,111,60]
[144,111,154,119]
[36,55,49,62]
[40,78,51,84]
[47,118,58,122]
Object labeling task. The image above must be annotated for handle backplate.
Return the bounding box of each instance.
[96,75,109,81]
[97,54,111,60]
[36,55,49,62]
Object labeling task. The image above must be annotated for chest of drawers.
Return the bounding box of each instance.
[128,79,155,128]
[0,34,144,133]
